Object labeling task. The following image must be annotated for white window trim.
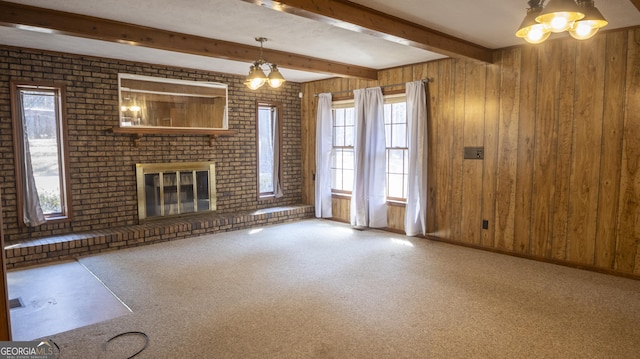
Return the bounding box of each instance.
[330,94,408,203]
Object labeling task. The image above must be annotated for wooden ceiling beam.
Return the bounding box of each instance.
[0,1,378,80]
[241,0,494,63]
[629,0,640,12]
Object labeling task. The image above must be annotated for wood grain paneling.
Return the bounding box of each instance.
[567,37,606,265]
[331,196,350,223]
[301,83,316,205]
[387,204,405,232]
[481,61,500,247]
[300,27,640,277]
[450,60,466,243]
[461,61,485,245]
[494,49,520,252]
[531,41,561,258]
[616,28,640,273]
[514,45,537,255]
[595,31,627,269]
[425,62,439,234]
[550,40,577,261]
[435,60,455,239]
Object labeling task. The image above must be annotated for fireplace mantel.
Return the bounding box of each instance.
[112,127,236,147]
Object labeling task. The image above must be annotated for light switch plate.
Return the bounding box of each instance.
[464,147,484,160]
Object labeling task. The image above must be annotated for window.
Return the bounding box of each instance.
[257,102,282,199]
[12,82,72,224]
[331,103,355,193]
[330,95,408,202]
[384,96,408,201]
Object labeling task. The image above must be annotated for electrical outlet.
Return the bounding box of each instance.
[482,220,489,229]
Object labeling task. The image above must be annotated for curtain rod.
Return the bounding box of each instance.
[314,78,432,97]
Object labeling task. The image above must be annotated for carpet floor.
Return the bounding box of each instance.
[41,219,640,358]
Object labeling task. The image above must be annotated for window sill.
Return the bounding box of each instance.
[22,214,73,227]
[331,193,352,199]
[387,200,406,207]
[258,194,278,202]
[331,193,406,207]
[45,214,72,222]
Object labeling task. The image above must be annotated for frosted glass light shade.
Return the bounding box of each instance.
[569,1,608,40]
[245,65,267,90]
[516,6,551,44]
[267,65,285,88]
[535,0,584,33]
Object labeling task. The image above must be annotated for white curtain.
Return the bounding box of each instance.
[351,87,387,229]
[404,80,428,236]
[315,93,333,218]
[272,107,283,198]
[18,91,46,227]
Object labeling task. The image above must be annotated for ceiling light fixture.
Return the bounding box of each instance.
[245,37,286,90]
[516,0,607,44]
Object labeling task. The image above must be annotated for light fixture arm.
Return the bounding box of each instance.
[255,37,267,65]
[528,0,543,8]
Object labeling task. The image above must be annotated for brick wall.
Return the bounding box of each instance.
[0,45,303,244]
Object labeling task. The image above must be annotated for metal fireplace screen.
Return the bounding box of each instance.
[136,162,216,220]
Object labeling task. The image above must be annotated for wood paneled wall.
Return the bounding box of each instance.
[301,28,640,277]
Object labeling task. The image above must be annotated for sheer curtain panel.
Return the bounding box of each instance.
[315,93,333,218]
[404,81,428,236]
[351,87,387,229]
[17,91,46,226]
[272,108,283,198]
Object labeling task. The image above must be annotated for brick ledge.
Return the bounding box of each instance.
[4,205,314,269]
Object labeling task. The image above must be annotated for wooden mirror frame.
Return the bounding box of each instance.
[117,74,228,130]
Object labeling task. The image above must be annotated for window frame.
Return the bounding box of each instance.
[11,80,73,225]
[329,94,408,204]
[383,94,409,204]
[330,100,355,196]
[255,100,283,201]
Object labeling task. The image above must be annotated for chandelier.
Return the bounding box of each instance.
[244,37,286,90]
[516,0,608,44]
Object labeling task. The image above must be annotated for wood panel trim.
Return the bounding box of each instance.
[242,0,494,63]
[424,234,640,281]
[0,1,377,80]
[322,218,640,281]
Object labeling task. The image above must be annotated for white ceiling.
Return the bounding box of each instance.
[1,0,639,83]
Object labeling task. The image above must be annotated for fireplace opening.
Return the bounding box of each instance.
[136,162,216,220]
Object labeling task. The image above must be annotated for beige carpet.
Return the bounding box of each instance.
[43,219,640,358]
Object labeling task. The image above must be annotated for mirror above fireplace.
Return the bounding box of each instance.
[118,74,228,130]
